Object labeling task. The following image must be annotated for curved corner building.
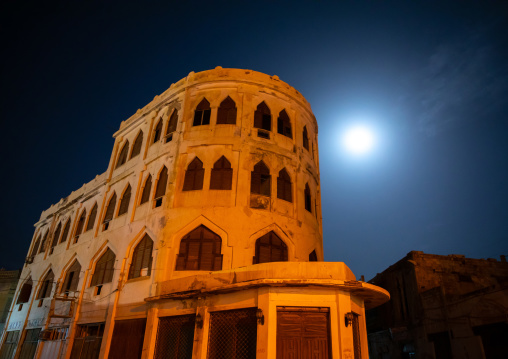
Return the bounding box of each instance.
[1,68,389,359]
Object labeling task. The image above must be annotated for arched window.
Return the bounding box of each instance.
[277,168,292,202]
[128,234,153,279]
[183,157,204,191]
[140,175,152,205]
[175,226,222,271]
[253,231,288,264]
[130,131,143,159]
[39,231,49,254]
[60,219,71,244]
[91,248,116,287]
[217,96,237,125]
[277,110,292,138]
[62,260,81,295]
[251,161,270,196]
[305,183,312,212]
[116,141,129,169]
[86,203,98,232]
[165,110,178,143]
[30,235,41,257]
[37,270,54,299]
[309,250,318,262]
[118,184,131,216]
[17,278,32,304]
[50,223,62,254]
[210,156,232,190]
[103,193,117,230]
[193,98,211,126]
[75,209,86,241]
[303,126,309,151]
[153,119,163,144]
[254,101,271,138]
[154,166,168,208]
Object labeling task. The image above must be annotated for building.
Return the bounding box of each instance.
[0,269,21,334]
[367,251,508,359]
[0,68,389,359]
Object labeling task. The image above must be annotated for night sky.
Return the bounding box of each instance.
[1,1,507,280]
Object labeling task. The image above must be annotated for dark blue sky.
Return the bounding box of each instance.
[1,1,507,279]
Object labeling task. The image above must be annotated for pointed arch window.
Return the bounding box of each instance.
[91,248,116,287]
[210,156,232,190]
[17,278,32,304]
[154,167,168,207]
[116,141,129,169]
[193,98,211,126]
[30,235,41,257]
[277,110,292,138]
[183,157,204,191]
[62,261,81,295]
[86,204,98,232]
[39,231,49,254]
[305,183,312,212]
[217,96,237,125]
[309,250,318,262]
[60,220,70,244]
[50,223,62,254]
[118,184,131,216]
[277,168,292,202]
[303,126,309,151]
[251,161,271,197]
[153,119,163,144]
[140,175,152,205]
[176,226,222,271]
[253,231,288,264]
[254,101,271,138]
[75,209,86,241]
[37,270,54,299]
[103,193,117,230]
[128,234,153,279]
[130,131,143,159]
[165,110,178,143]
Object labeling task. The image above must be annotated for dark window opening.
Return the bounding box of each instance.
[175,225,222,271]
[251,161,270,197]
[116,141,129,169]
[254,101,271,132]
[118,185,131,216]
[103,193,117,230]
[277,110,292,138]
[165,110,178,142]
[153,119,163,143]
[303,126,309,151]
[154,166,168,206]
[130,131,143,159]
[50,223,62,254]
[257,129,270,139]
[277,168,292,202]
[304,184,312,212]
[62,261,81,295]
[309,250,318,262]
[193,98,211,126]
[86,204,97,232]
[17,278,32,304]
[128,234,153,279]
[253,231,288,264]
[183,157,204,191]
[91,249,115,287]
[210,156,233,190]
[39,231,49,254]
[30,235,41,257]
[60,220,71,244]
[217,96,237,125]
[140,175,152,205]
[37,270,54,299]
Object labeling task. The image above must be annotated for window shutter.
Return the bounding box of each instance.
[140,176,152,204]
[210,156,232,190]
[155,167,168,199]
[175,226,222,271]
[104,194,117,223]
[31,236,41,257]
[254,232,288,264]
[92,249,115,286]
[217,96,237,125]
[153,120,162,143]
[202,109,211,125]
[116,141,129,169]
[254,102,271,130]
[166,110,178,134]
[86,204,98,231]
[277,110,292,138]
[118,185,131,216]
[183,158,204,191]
[277,169,292,202]
[60,220,70,244]
[75,210,86,236]
[130,132,143,159]
[193,99,211,126]
[51,223,62,250]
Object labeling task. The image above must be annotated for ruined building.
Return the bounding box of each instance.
[0,68,388,359]
[367,251,508,359]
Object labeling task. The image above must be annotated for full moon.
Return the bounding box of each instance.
[342,125,375,155]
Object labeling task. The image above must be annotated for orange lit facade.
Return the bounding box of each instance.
[0,68,388,359]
